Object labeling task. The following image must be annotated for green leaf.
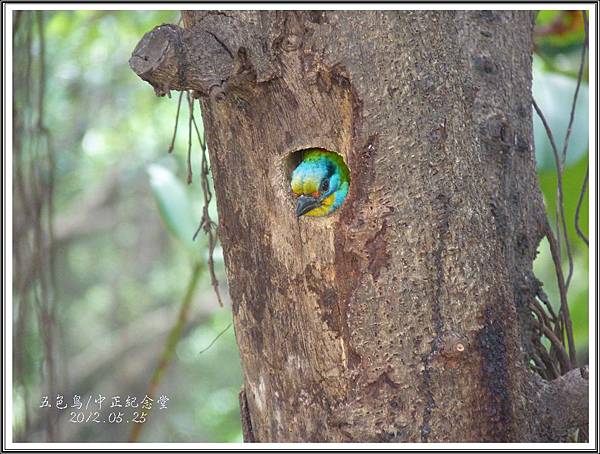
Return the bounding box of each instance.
[533,64,589,170]
[147,163,197,250]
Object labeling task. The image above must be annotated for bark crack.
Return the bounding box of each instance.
[239,387,257,442]
[420,192,451,442]
[205,30,234,60]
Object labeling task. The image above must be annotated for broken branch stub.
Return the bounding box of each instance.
[129,23,234,97]
[537,365,589,440]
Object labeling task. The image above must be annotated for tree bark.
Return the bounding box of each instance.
[130,10,588,442]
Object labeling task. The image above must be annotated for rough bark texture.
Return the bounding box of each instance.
[130,11,589,442]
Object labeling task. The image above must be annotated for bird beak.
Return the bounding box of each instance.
[296,195,321,217]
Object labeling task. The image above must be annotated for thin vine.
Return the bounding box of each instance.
[191,97,224,307]
[530,10,588,375]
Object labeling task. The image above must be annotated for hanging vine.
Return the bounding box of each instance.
[12,10,59,442]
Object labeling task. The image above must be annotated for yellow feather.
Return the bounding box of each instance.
[303,194,335,217]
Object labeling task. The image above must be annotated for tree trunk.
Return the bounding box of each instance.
[130,10,588,442]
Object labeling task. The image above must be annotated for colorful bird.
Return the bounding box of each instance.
[291,149,350,217]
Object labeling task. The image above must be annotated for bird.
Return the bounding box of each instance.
[291,149,350,217]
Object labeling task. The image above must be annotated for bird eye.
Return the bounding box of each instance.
[320,178,330,193]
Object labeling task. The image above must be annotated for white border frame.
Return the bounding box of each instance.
[3,2,597,451]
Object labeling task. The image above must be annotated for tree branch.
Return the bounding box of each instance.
[539,366,589,441]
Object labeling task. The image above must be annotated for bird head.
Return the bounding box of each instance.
[290,149,350,217]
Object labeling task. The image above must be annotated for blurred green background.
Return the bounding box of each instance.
[11,10,589,442]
